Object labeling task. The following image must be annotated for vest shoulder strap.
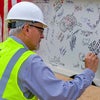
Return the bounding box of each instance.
[0,48,28,98]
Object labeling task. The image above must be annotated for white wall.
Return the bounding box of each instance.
[33,0,100,86]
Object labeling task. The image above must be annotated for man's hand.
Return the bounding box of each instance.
[84,53,99,73]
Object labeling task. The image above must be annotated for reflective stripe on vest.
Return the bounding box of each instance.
[0,48,27,98]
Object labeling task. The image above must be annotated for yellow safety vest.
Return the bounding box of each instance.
[0,37,38,100]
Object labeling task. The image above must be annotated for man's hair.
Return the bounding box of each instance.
[9,26,23,36]
[8,21,33,36]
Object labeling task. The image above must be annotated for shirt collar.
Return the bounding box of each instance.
[10,36,29,50]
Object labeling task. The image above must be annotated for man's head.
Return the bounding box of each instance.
[6,1,47,50]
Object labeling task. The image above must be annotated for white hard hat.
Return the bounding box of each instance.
[7,1,47,28]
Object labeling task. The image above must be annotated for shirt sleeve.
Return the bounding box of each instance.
[18,54,95,100]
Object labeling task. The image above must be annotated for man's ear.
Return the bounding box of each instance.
[22,24,29,35]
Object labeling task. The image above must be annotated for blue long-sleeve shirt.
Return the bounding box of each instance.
[11,36,95,100]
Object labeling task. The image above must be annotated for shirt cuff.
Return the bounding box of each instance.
[82,68,95,80]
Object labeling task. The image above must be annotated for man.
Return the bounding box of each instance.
[0,1,99,100]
